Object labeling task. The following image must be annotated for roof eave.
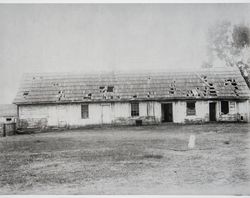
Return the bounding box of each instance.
[14,96,250,105]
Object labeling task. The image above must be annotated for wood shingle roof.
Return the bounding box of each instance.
[13,67,250,105]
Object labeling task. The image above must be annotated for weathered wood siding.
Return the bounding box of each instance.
[18,102,161,128]
[18,100,249,129]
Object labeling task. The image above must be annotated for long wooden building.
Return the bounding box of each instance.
[13,67,250,129]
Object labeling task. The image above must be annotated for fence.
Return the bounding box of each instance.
[1,123,16,137]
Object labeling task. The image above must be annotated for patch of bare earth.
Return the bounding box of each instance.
[0,123,250,194]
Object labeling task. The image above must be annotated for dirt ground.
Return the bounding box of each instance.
[0,123,250,195]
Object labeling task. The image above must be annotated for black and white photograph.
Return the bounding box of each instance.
[0,1,250,195]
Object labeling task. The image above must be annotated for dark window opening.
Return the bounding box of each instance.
[6,118,12,121]
[221,101,229,114]
[81,104,89,119]
[186,102,196,116]
[131,102,139,117]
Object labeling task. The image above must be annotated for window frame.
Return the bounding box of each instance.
[131,102,139,117]
[186,101,196,116]
[221,101,229,115]
[81,104,89,119]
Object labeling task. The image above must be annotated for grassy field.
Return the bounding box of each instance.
[0,123,250,195]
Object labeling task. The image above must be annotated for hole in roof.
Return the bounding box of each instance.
[133,95,137,98]
[147,77,151,82]
[23,91,29,96]
[99,86,106,93]
[107,86,114,92]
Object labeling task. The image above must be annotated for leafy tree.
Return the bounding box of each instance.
[206,21,250,87]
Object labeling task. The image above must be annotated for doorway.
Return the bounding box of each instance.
[161,103,173,122]
[209,102,216,121]
[101,104,111,124]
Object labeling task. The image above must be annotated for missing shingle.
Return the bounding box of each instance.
[107,86,114,92]
[99,86,106,93]
[147,77,151,84]
[23,91,29,96]
[83,93,92,100]
[57,90,65,101]
[169,90,175,95]
[231,82,237,86]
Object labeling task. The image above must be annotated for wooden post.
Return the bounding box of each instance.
[3,123,6,137]
[13,123,16,135]
[188,134,196,149]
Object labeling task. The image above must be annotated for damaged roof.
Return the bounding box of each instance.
[13,67,250,105]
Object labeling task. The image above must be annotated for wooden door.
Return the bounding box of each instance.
[209,102,216,121]
[101,104,111,124]
[162,103,173,122]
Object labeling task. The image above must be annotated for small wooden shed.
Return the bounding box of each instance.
[0,104,17,136]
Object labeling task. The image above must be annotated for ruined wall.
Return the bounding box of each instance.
[217,100,249,122]
[173,100,249,123]
[18,99,250,129]
[173,101,209,123]
[18,101,161,129]
[112,101,161,125]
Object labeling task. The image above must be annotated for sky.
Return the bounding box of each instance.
[1,3,250,104]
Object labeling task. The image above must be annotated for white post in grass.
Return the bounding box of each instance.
[188,134,196,149]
